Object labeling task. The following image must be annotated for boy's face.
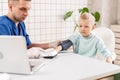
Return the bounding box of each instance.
[78,19,94,37]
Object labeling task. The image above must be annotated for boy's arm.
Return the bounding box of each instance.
[58,40,73,51]
[43,39,73,57]
[97,39,114,63]
[54,39,73,53]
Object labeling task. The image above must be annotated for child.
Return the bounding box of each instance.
[53,12,115,63]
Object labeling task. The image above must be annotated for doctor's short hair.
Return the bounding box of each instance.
[8,0,31,2]
[79,12,95,25]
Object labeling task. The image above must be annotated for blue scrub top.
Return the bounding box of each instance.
[0,15,31,46]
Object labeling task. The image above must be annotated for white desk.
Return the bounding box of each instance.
[11,53,120,80]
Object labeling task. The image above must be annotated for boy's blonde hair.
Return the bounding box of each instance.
[79,12,95,25]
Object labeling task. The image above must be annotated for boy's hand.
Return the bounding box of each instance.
[106,57,112,63]
[40,49,58,57]
[49,50,58,56]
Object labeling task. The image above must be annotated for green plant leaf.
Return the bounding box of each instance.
[73,23,78,32]
[81,7,89,14]
[92,12,100,22]
[78,9,83,13]
[78,7,89,14]
[64,11,73,21]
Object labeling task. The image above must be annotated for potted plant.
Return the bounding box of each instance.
[63,7,100,32]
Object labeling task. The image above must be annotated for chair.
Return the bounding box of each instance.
[92,27,116,61]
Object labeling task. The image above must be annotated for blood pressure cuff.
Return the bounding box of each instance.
[59,40,73,51]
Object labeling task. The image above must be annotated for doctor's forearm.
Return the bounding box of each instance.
[27,43,49,49]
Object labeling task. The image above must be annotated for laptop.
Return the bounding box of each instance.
[0,36,45,74]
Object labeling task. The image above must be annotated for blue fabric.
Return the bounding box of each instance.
[68,32,112,58]
[0,15,31,46]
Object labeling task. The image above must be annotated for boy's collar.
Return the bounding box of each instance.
[80,33,93,39]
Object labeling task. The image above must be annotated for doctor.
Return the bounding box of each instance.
[0,0,59,58]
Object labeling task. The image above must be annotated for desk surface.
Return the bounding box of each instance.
[11,53,120,80]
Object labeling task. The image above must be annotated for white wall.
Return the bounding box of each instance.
[117,0,120,24]
[88,0,118,28]
[0,0,87,43]
[0,0,119,43]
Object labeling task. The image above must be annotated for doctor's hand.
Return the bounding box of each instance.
[49,40,62,48]
[27,47,41,59]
